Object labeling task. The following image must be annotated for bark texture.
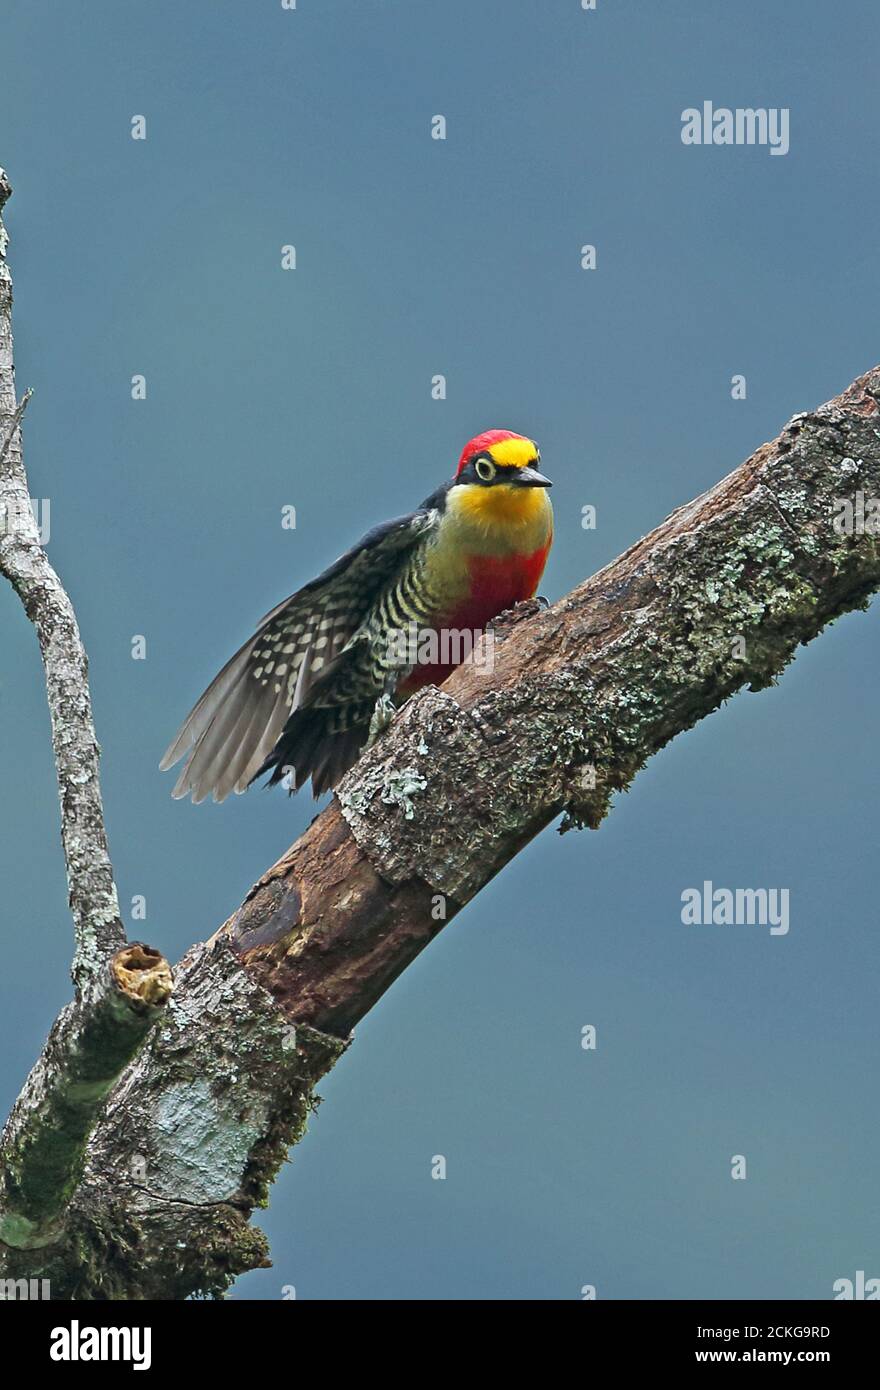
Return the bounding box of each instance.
[2,168,879,1299]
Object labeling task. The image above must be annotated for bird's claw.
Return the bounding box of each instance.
[365,692,397,749]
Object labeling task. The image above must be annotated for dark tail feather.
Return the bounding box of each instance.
[252,706,371,797]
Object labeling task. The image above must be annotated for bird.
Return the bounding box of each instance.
[161,429,553,801]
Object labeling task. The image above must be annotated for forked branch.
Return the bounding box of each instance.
[1,166,878,1297]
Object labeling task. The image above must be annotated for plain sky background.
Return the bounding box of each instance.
[1,1,877,1300]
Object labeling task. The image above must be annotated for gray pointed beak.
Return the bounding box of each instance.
[513,465,553,488]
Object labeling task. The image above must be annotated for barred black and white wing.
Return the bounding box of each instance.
[160,509,440,802]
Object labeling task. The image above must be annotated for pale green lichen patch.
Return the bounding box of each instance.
[381,770,428,819]
[152,1078,270,1204]
[342,764,428,821]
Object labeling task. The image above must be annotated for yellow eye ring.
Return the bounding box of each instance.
[475,457,496,482]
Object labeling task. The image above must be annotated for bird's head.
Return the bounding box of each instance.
[451,429,552,531]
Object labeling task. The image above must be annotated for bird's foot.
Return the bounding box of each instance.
[365,692,397,749]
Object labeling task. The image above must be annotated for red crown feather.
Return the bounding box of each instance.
[456,429,529,477]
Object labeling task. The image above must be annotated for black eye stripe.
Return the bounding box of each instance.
[459,450,540,486]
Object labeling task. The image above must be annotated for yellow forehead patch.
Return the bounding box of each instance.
[488,436,539,469]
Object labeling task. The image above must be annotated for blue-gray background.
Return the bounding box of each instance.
[1,1,877,1300]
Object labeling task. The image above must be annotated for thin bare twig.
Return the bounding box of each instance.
[0,169,125,986]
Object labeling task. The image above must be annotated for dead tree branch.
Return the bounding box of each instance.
[0,171,172,1254]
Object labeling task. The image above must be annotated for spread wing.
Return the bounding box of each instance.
[160,508,440,803]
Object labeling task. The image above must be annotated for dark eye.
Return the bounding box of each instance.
[475,457,496,482]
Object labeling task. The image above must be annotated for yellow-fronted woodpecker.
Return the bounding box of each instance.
[161,429,553,799]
